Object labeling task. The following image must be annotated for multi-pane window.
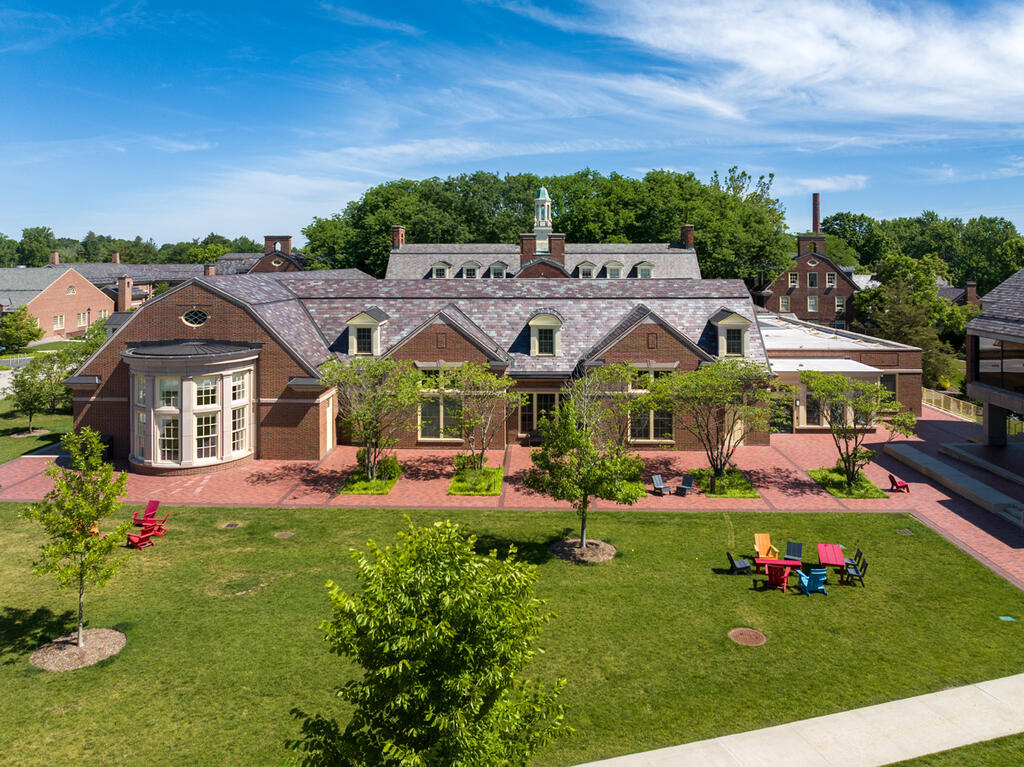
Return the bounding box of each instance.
[195,414,218,459]
[779,296,791,312]
[835,295,846,312]
[520,393,558,434]
[788,272,799,288]
[66,285,76,295]
[464,267,477,279]
[231,407,247,452]
[158,378,180,408]
[419,395,461,439]
[77,312,88,327]
[158,416,180,462]
[537,328,555,356]
[807,272,819,288]
[53,314,64,330]
[491,266,505,278]
[805,395,821,426]
[98,309,108,319]
[880,374,897,395]
[433,267,447,278]
[826,272,837,288]
[638,266,652,279]
[231,372,247,401]
[355,327,373,354]
[134,411,146,460]
[726,328,744,355]
[807,296,819,312]
[195,376,218,406]
[607,267,621,279]
[580,267,593,279]
[630,408,673,441]
[134,375,146,406]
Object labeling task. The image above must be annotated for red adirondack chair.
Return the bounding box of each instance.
[126,530,155,550]
[142,512,171,537]
[888,473,910,493]
[133,500,166,527]
[764,563,792,593]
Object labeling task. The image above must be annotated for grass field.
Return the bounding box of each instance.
[1,504,1023,766]
[892,732,1024,765]
[0,397,72,464]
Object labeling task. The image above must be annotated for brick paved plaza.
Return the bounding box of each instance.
[2,405,1021,588]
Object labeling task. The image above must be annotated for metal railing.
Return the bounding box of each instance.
[923,387,1024,436]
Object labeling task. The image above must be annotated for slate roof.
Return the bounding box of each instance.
[196,274,764,375]
[937,286,967,303]
[384,242,701,280]
[0,266,70,308]
[48,262,208,288]
[967,267,1024,339]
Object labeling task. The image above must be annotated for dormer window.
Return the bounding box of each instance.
[528,312,563,357]
[432,262,450,279]
[577,261,596,279]
[460,261,480,279]
[489,262,507,279]
[637,262,654,279]
[709,310,751,358]
[346,307,389,356]
[605,261,623,279]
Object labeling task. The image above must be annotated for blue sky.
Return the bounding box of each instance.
[2,0,1024,243]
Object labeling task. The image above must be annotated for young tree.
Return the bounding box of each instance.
[7,363,48,430]
[292,520,567,766]
[524,400,645,548]
[319,356,423,481]
[800,371,917,490]
[0,305,44,351]
[20,428,131,648]
[439,363,523,471]
[562,363,641,447]
[649,359,780,494]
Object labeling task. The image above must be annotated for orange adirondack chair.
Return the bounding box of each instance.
[755,533,779,559]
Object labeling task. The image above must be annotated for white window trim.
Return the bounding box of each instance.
[432,262,450,279]
[636,261,654,279]
[628,408,674,444]
[788,272,799,288]
[604,261,623,279]
[826,272,837,288]
[779,296,791,312]
[347,313,386,356]
[518,392,560,436]
[577,261,596,279]
[835,296,846,311]
[417,390,463,442]
[460,261,481,279]
[528,314,562,357]
[808,296,819,312]
[807,272,819,289]
[53,314,65,330]
[711,312,751,357]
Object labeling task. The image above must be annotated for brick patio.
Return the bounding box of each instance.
[1,405,1021,588]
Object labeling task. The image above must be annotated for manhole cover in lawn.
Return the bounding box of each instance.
[729,628,766,646]
[896,529,913,535]
[275,531,294,539]
[224,523,239,529]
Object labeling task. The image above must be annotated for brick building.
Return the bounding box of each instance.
[0,266,113,342]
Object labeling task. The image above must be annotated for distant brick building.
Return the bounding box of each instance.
[0,266,113,342]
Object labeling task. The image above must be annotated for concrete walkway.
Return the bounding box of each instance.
[575,672,1024,767]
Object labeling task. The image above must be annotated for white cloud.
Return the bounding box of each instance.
[319,3,421,35]
[150,138,215,153]
[773,174,869,195]
[496,0,1024,123]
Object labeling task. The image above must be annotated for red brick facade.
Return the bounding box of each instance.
[23,269,114,342]
[762,253,858,327]
[515,261,569,278]
[248,254,301,273]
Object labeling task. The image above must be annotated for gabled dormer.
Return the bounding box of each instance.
[709,308,751,357]
[459,261,481,279]
[604,261,623,279]
[488,261,508,279]
[635,261,654,279]
[431,261,451,279]
[576,261,597,279]
[346,306,389,356]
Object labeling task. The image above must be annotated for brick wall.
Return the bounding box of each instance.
[249,254,301,273]
[763,255,858,326]
[73,282,330,466]
[516,261,568,278]
[25,269,114,341]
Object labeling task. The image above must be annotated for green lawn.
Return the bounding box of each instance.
[892,732,1024,765]
[808,466,888,499]
[448,466,503,495]
[1,505,1023,766]
[26,341,82,352]
[691,468,759,498]
[338,471,401,494]
[0,397,71,464]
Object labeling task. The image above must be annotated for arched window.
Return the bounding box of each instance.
[528,312,563,357]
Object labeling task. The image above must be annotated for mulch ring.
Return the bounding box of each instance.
[11,429,50,438]
[30,628,126,671]
[549,538,617,563]
[728,627,767,646]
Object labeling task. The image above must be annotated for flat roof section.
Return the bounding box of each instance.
[769,357,883,374]
[759,314,912,353]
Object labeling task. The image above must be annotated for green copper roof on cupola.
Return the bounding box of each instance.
[535,187,551,200]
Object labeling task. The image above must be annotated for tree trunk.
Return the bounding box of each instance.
[579,501,588,549]
[77,573,85,648]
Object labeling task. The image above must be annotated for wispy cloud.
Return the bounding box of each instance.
[774,174,869,195]
[0,4,145,54]
[319,3,421,35]
[920,156,1024,184]
[149,138,216,153]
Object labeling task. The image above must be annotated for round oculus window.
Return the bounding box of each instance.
[271,258,284,267]
[182,309,209,327]
[807,259,819,266]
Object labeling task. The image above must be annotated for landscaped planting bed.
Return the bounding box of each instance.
[1,504,1022,765]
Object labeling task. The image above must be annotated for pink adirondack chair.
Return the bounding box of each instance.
[888,474,910,493]
[126,530,155,550]
[133,500,166,527]
[142,512,171,537]
[764,563,792,593]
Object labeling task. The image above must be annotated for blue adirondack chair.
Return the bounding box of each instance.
[797,568,829,596]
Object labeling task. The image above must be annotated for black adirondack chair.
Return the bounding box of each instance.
[846,559,868,586]
[784,541,803,562]
[677,475,694,496]
[727,551,752,575]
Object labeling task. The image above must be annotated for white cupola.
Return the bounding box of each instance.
[533,187,553,252]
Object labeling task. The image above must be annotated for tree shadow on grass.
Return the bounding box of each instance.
[0,606,75,664]
[472,527,573,565]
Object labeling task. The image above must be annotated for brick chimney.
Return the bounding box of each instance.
[680,224,695,249]
[49,250,59,265]
[548,234,565,265]
[264,235,292,256]
[111,251,120,264]
[966,281,979,305]
[116,274,133,313]
[812,193,821,233]
[204,264,216,276]
[519,233,537,262]
[391,225,406,250]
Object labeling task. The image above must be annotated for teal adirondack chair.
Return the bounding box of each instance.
[797,568,829,597]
